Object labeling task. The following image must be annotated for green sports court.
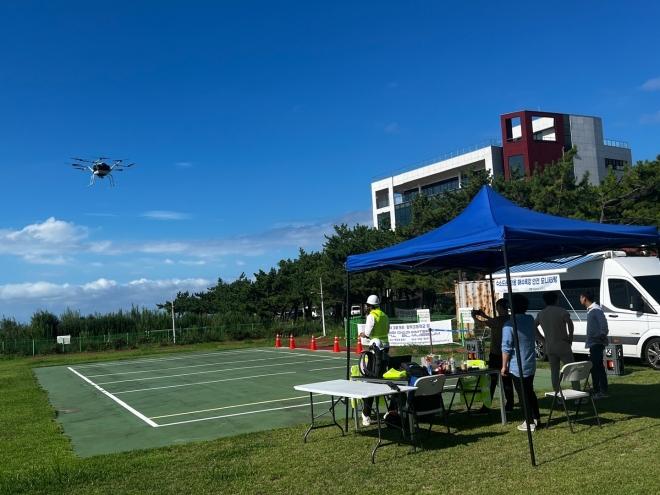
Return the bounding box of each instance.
[35,347,356,457]
[34,346,552,457]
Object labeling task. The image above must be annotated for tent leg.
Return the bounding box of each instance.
[345,272,351,432]
[503,246,536,467]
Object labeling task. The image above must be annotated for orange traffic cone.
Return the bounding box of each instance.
[275,333,281,348]
[289,333,296,349]
[355,339,363,354]
[333,335,340,353]
[310,334,317,351]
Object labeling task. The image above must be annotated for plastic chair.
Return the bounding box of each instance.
[403,375,451,451]
[544,361,602,433]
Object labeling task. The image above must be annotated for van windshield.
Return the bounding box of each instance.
[635,275,660,306]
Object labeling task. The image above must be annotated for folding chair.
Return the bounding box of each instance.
[403,375,451,451]
[544,361,602,433]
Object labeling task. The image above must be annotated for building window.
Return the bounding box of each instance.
[531,116,556,141]
[508,155,524,175]
[605,158,626,171]
[563,114,572,151]
[377,212,391,229]
[505,117,522,142]
[401,188,419,203]
[394,203,412,227]
[421,177,459,196]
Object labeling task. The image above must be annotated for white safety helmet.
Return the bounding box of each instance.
[370,338,384,349]
[366,295,380,306]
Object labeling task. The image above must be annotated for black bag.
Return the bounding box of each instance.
[399,362,429,385]
[358,344,390,378]
[383,410,402,429]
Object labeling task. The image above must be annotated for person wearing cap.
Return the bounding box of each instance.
[358,295,389,426]
[358,294,389,347]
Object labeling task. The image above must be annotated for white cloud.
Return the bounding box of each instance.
[385,122,398,133]
[0,218,88,263]
[236,260,245,266]
[141,211,191,220]
[640,111,660,125]
[175,162,193,167]
[641,77,660,91]
[0,209,373,266]
[0,277,211,321]
[386,82,398,88]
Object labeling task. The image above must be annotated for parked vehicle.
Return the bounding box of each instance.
[350,305,362,316]
[489,251,660,370]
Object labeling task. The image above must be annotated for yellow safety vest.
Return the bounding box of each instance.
[369,309,389,343]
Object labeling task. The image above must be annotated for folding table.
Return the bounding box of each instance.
[294,379,416,463]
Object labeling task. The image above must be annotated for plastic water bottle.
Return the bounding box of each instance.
[449,354,456,373]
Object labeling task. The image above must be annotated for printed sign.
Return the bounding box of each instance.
[495,274,561,293]
[458,307,474,324]
[394,308,431,322]
[56,335,71,345]
[388,320,453,347]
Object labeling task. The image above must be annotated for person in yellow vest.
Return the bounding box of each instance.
[358,295,390,426]
[359,294,390,347]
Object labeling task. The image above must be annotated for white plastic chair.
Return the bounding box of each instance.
[403,375,451,451]
[544,361,602,433]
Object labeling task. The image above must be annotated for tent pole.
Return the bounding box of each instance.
[503,246,536,467]
[345,271,351,432]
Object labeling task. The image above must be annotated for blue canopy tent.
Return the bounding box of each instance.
[344,185,659,465]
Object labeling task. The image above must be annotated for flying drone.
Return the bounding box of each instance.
[70,157,135,187]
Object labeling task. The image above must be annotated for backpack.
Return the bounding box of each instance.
[358,344,390,378]
[399,362,429,385]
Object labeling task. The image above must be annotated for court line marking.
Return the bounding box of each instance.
[308,366,346,371]
[96,359,324,385]
[67,367,158,428]
[155,401,331,427]
[149,393,320,419]
[113,371,296,394]
[72,348,257,369]
[84,353,326,378]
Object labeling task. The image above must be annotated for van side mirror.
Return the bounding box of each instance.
[630,295,644,312]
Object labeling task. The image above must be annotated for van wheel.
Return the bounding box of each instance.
[645,338,660,371]
[535,338,547,362]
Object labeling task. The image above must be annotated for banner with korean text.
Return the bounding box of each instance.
[495,274,561,293]
[388,320,454,346]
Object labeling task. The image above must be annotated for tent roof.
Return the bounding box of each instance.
[346,185,659,274]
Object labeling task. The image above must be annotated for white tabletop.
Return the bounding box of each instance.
[294,379,416,399]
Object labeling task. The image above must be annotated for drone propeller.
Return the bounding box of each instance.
[96,156,111,160]
[71,157,94,163]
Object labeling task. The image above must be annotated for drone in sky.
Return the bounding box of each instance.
[70,157,135,187]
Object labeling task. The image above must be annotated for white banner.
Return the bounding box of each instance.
[495,274,561,293]
[56,335,71,345]
[388,320,453,347]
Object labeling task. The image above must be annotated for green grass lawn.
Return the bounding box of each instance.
[2,343,660,495]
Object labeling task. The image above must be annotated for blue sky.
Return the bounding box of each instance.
[1,1,659,322]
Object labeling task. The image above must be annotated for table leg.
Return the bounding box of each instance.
[371,398,382,464]
[302,392,344,443]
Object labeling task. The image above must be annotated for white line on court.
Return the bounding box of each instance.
[95,359,324,385]
[154,401,331,427]
[84,353,320,378]
[113,371,297,394]
[308,366,346,371]
[72,348,257,369]
[150,394,319,419]
[67,367,158,428]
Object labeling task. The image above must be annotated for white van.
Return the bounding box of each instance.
[350,305,362,316]
[491,251,660,371]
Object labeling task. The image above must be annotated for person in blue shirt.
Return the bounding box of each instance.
[580,289,609,399]
[501,294,541,432]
